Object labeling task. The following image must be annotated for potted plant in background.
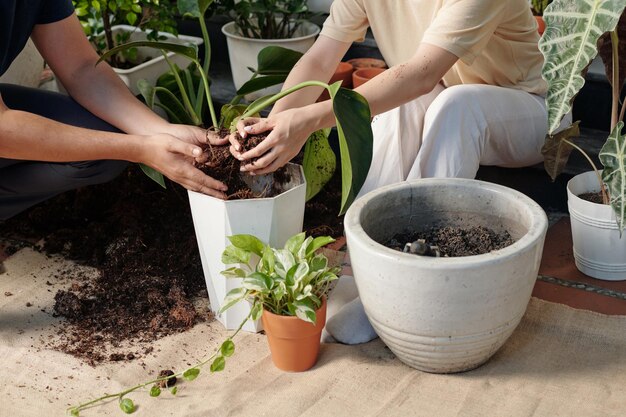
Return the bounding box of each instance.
[215,0,321,98]
[67,232,339,415]
[219,233,339,371]
[530,0,552,35]
[539,0,626,280]
[100,0,373,331]
[344,178,548,373]
[70,0,203,94]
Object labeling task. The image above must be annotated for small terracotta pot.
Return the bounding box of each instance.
[535,15,545,35]
[352,67,386,88]
[319,62,354,101]
[261,297,327,372]
[347,57,387,70]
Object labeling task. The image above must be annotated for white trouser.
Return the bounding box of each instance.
[357,83,572,198]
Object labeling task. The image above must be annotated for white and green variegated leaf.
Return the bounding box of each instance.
[297,236,314,260]
[288,299,317,324]
[221,267,247,278]
[221,245,251,265]
[273,249,296,278]
[259,246,275,274]
[296,284,313,300]
[292,262,310,285]
[599,121,626,234]
[306,236,335,257]
[284,232,306,254]
[242,272,273,292]
[219,287,247,313]
[540,0,626,134]
[309,254,328,273]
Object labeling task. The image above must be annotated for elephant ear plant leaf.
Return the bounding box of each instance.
[66,233,337,416]
[540,0,626,234]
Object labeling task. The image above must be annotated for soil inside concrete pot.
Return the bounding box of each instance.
[385,225,514,257]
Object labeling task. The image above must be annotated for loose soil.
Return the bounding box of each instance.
[578,191,605,204]
[0,157,343,364]
[386,226,514,257]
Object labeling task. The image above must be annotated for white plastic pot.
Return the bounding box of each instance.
[222,21,320,99]
[55,26,203,96]
[567,171,626,280]
[188,164,306,332]
[344,178,548,373]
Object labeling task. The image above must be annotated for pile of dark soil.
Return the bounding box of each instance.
[578,191,605,204]
[386,225,514,257]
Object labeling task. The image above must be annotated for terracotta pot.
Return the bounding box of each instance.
[535,15,545,35]
[318,61,354,101]
[261,297,327,372]
[347,57,387,69]
[352,67,386,88]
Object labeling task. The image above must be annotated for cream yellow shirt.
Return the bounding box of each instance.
[321,0,546,95]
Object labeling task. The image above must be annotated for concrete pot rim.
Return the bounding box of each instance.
[344,178,548,268]
[221,20,320,43]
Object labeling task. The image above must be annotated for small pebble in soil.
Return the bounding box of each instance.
[158,370,177,388]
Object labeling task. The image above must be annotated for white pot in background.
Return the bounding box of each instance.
[567,171,626,280]
[222,21,320,100]
[344,178,548,373]
[188,164,306,332]
[55,25,202,96]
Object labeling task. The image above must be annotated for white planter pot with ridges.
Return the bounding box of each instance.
[222,21,320,100]
[188,164,306,332]
[567,170,626,280]
[344,178,548,373]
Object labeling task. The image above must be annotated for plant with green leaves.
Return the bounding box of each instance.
[212,0,312,39]
[220,233,340,322]
[100,0,373,213]
[66,233,337,416]
[73,0,178,68]
[531,0,552,15]
[540,0,626,233]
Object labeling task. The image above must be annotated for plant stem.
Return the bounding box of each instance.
[563,138,610,204]
[611,30,620,131]
[162,52,201,126]
[194,16,213,122]
[197,62,218,128]
[102,8,118,68]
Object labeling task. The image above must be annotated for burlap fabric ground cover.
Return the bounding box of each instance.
[1,248,625,417]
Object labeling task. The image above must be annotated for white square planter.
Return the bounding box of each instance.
[55,26,203,96]
[188,164,306,332]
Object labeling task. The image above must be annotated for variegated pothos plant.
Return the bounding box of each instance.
[540,0,626,234]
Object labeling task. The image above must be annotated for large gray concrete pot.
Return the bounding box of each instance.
[344,178,548,373]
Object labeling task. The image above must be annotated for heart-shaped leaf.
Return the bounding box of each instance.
[600,121,626,234]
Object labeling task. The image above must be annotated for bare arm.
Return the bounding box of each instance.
[234,41,458,174]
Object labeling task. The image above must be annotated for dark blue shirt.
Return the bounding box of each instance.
[0,0,75,76]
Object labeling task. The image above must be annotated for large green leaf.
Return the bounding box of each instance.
[98,41,199,65]
[599,121,626,234]
[177,0,214,18]
[303,129,336,200]
[541,122,581,180]
[539,0,626,134]
[236,75,288,95]
[256,46,303,75]
[220,103,248,130]
[155,86,197,125]
[329,86,373,214]
[139,164,166,189]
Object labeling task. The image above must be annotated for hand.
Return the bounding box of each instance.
[165,124,230,147]
[229,108,313,175]
[140,133,228,198]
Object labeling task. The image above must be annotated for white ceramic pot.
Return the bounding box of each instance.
[222,21,320,99]
[344,178,548,373]
[188,164,306,332]
[567,171,626,280]
[55,25,203,96]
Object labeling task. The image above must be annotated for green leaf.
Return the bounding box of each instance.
[260,246,275,273]
[98,41,198,66]
[139,164,166,188]
[292,262,310,284]
[171,387,178,396]
[119,398,135,414]
[541,122,581,181]
[220,340,235,357]
[242,272,273,292]
[126,12,138,26]
[236,75,288,96]
[154,86,197,125]
[221,267,247,278]
[250,301,263,321]
[539,0,626,134]
[70,408,80,417]
[221,245,251,264]
[330,87,373,214]
[219,287,247,313]
[303,129,337,200]
[210,356,226,372]
[256,46,303,75]
[306,236,335,257]
[178,0,214,18]
[288,299,317,324]
[309,254,328,272]
[274,249,296,278]
[220,104,248,130]
[149,385,161,397]
[600,121,626,234]
[284,232,306,254]
[183,367,200,381]
[227,235,266,256]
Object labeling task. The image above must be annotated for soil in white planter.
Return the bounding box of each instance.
[578,191,605,204]
[385,225,514,257]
